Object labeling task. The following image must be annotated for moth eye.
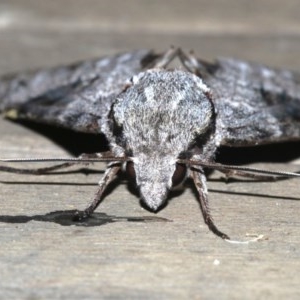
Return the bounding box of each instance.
[126,161,136,182]
[171,163,187,186]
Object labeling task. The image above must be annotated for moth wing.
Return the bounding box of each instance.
[197,57,300,146]
[0,49,157,133]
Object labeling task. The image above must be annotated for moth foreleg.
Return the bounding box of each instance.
[191,169,230,239]
[73,164,121,221]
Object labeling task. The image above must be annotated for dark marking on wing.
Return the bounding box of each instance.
[0,49,156,133]
[196,57,300,146]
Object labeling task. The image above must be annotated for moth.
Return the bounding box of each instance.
[0,47,300,240]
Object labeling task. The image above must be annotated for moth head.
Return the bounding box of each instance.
[111,69,215,210]
[125,156,187,211]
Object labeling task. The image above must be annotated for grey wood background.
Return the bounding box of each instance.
[0,1,299,299]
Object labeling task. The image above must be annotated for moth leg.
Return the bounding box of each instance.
[148,46,179,69]
[219,169,277,181]
[191,169,230,239]
[73,164,121,221]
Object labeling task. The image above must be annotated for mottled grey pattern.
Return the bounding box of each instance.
[0,49,155,132]
[196,57,300,146]
[109,69,213,209]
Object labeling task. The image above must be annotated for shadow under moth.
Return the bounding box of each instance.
[0,47,300,240]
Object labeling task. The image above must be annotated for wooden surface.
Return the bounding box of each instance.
[0,1,300,299]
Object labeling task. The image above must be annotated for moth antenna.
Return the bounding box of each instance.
[0,154,130,175]
[178,159,300,178]
[0,156,130,163]
[148,46,179,69]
